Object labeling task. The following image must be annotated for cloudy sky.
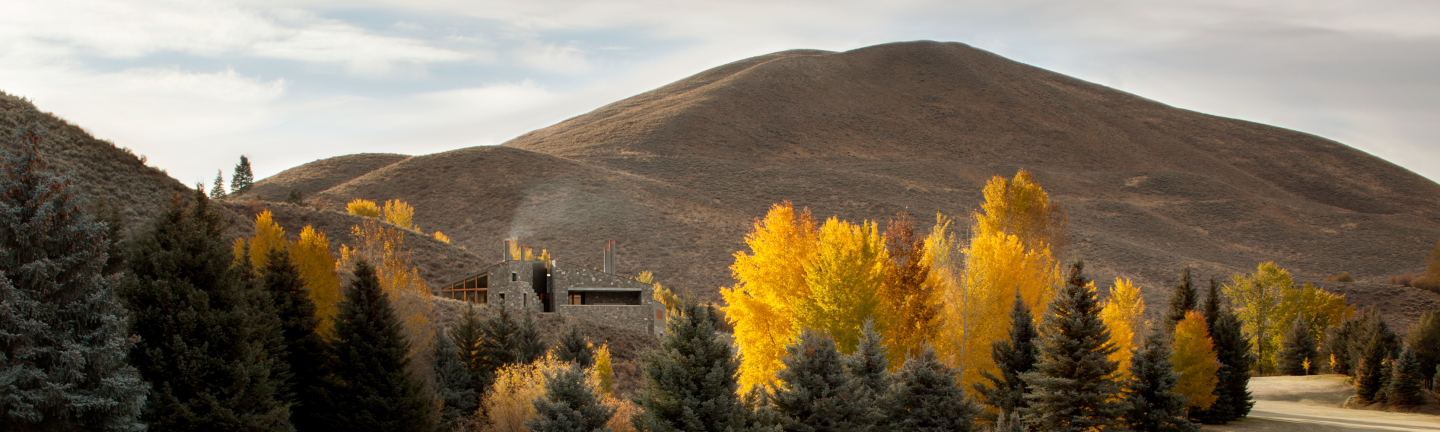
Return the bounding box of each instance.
[2,0,1437,186]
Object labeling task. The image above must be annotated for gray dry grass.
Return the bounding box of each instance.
[1203,375,1440,431]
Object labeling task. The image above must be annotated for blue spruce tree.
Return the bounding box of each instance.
[1022,260,1125,432]
[1122,325,1196,432]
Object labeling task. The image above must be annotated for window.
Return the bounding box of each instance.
[499,293,505,302]
[656,309,664,320]
[511,272,518,281]
[569,293,583,305]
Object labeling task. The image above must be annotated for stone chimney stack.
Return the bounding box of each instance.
[503,239,512,262]
[604,240,616,274]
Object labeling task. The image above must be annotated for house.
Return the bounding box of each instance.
[436,240,664,336]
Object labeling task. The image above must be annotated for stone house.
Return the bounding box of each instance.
[436,240,664,336]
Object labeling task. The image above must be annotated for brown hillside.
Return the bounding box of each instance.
[262,41,1440,324]
[245,153,410,202]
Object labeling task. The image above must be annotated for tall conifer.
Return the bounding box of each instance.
[527,365,615,432]
[1387,345,1425,406]
[435,327,477,431]
[975,294,1038,420]
[261,248,329,431]
[232,155,254,194]
[887,346,978,431]
[1164,268,1198,331]
[556,324,595,367]
[451,305,487,395]
[0,136,147,430]
[1122,325,1196,432]
[1404,311,1440,388]
[843,321,890,407]
[1355,332,1388,403]
[1278,316,1318,376]
[210,170,226,199]
[321,260,434,431]
[632,299,749,432]
[771,329,876,432]
[1022,260,1124,432]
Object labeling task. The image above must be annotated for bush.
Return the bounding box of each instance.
[1390,274,1418,287]
[1325,272,1354,283]
[481,355,570,432]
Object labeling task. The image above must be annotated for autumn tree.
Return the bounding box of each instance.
[941,228,1057,389]
[482,354,571,432]
[1223,262,1289,374]
[384,199,416,230]
[292,226,341,335]
[1273,282,1352,355]
[795,217,888,352]
[232,155,254,194]
[1122,325,1196,432]
[1164,268,1199,331]
[0,141,147,431]
[1102,277,1146,382]
[974,294,1039,421]
[339,218,434,385]
[1022,260,1124,432]
[974,168,1068,257]
[1171,311,1219,413]
[721,202,819,390]
[346,199,381,218]
[596,344,615,396]
[879,212,940,361]
[245,210,288,272]
[1190,303,1253,423]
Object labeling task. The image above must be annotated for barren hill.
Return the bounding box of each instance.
[255,41,1440,317]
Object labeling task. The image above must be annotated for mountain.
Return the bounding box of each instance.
[245,41,1440,320]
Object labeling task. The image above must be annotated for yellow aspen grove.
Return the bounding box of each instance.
[1224,262,1289,373]
[231,238,247,267]
[383,199,416,230]
[292,225,341,336]
[346,199,381,218]
[879,212,940,363]
[939,229,1057,389]
[340,218,434,382]
[795,217,888,353]
[1101,278,1146,381]
[973,169,1069,257]
[1274,282,1353,349]
[721,202,820,391]
[248,210,288,272]
[1172,311,1220,409]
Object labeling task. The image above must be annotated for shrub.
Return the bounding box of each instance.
[285,189,303,205]
[1325,272,1354,283]
[481,355,570,432]
[347,199,381,218]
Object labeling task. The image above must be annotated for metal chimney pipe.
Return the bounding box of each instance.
[503,240,511,262]
[605,240,616,274]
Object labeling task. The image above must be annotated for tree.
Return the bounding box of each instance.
[632,299,750,432]
[451,305,488,395]
[435,327,478,432]
[1022,260,1124,432]
[973,169,1069,257]
[1102,277,1146,382]
[1387,345,1425,406]
[795,217,887,353]
[1278,316,1318,376]
[942,228,1056,390]
[260,248,329,431]
[974,294,1039,421]
[1355,332,1389,403]
[1404,310,1440,389]
[232,155,254,194]
[887,346,979,432]
[321,260,435,431]
[347,199,382,218]
[482,354,571,432]
[721,202,819,391]
[1122,325,1196,432]
[527,365,616,432]
[1190,305,1252,424]
[0,140,147,430]
[844,321,891,416]
[339,218,434,384]
[1202,278,1221,335]
[556,325,595,368]
[285,189,304,205]
[1223,262,1289,374]
[291,226,341,336]
[383,199,417,230]
[119,189,291,431]
[516,311,548,364]
[879,212,940,362]
[1273,282,1352,360]
[1164,268,1199,331]
[596,344,614,396]
[1171,312,1219,412]
[771,329,877,432]
[247,210,288,272]
[210,169,226,198]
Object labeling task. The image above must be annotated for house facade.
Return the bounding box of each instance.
[436,240,664,336]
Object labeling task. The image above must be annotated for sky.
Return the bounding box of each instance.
[2,0,1438,186]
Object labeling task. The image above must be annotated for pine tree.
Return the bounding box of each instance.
[321,260,435,431]
[1322,317,1358,376]
[90,197,127,276]
[260,248,329,431]
[210,170,227,199]
[477,306,522,385]
[1164,268,1199,331]
[232,155,254,194]
[516,310,549,364]
[1190,307,1253,423]
[556,325,595,367]
[0,137,147,430]
[1122,325,1197,432]
[435,327,477,431]
[843,320,890,408]
[1278,316,1318,376]
[632,299,750,432]
[119,188,291,431]
[1387,345,1425,406]
[451,304,488,394]
[1202,279,1221,336]
[975,294,1039,420]
[887,345,978,432]
[1021,260,1125,432]
[1355,332,1388,403]
[771,329,876,432]
[1404,310,1440,389]
[527,365,615,432]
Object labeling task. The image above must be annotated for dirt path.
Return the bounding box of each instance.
[1202,376,1440,432]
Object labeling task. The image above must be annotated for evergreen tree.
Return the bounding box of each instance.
[1164,268,1199,331]
[285,189,303,205]
[261,248,330,431]
[556,324,595,367]
[771,329,876,432]
[1190,307,1253,423]
[1404,310,1440,389]
[1355,332,1389,403]
[435,327,477,431]
[887,345,978,432]
[633,299,750,432]
[119,189,291,431]
[321,260,434,431]
[1387,345,1425,406]
[1122,325,1196,432]
[1322,318,1358,376]
[516,310,549,364]
[210,170,227,199]
[1201,279,1220,336]
[527,365,615,432]
[1021,260,1125,432]
[451,305,487,394]
[1278,316,1318,376]
[843,320,890,408]
[232,155,254,194]
[477,306,522,386]
[975,294,1039,420]
[1346,310,1399,377]
[0,138,147,430]
[90,197,127,276]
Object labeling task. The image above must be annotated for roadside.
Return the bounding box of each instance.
[1202,375,1440,432]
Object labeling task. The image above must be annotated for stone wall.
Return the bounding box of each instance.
[557,304,660,335]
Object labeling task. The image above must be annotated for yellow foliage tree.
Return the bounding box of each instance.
[795,217,888,353]
[1172,311,1220,409]
[339,218,434,383]
[247,210,288,272]
[292,225,341,336]
[433,231,450,243]
[1101,278,1146,381]
[1274,282,1353,351]
[1223,262,1290,374]
[384,199,416,230]
[639,271,679,314]
[721,202,819,391]
[974,169,1069,257]
[346,199,381,218]
[879,212,940,363]
[596,343,614,395]
[480,354,571,432]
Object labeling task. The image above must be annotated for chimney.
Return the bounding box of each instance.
[503,239,512,262]
[604,240,616,274]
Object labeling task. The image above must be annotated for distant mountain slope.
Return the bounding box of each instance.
[247,153,410,202]
[248,41,1440,320]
